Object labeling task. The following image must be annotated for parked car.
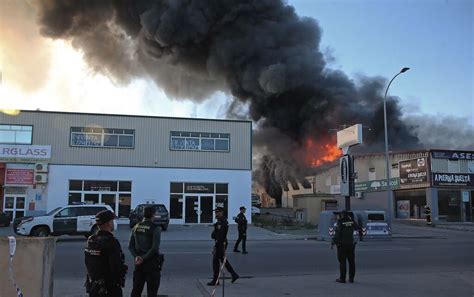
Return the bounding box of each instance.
[0,211,11,227]
[129,203,169,231]
[13,204,115,237]
[130,204,170,231]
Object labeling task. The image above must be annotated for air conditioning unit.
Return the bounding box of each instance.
[355,192,364,199]
[35,163,49,173]
[34,173,48,184]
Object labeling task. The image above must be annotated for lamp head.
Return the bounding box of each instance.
[400,67,410,73]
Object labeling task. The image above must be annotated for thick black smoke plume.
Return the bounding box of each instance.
[34,0,428,204]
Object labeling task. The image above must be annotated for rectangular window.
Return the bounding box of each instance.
[69,180,132,217]
[70,127,134,148]
[69,180,83,191]
[170,182,184,193]
[119,181,132,192]
[0,125,33,144]
[216,183,228,194]
[170,131,230,152]
[68,193,82,205]
[84,180,118,192]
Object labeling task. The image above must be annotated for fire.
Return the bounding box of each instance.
[305,138,342,167]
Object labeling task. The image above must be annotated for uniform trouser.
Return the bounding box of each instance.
[212,244,237,282]
[337,244,356,280]
[131,259,161,297]
[234,229,247,251]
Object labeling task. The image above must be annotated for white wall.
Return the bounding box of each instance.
[47,165,252,224]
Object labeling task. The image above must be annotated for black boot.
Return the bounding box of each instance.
[207,280,219,286]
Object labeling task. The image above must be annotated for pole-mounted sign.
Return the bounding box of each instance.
[336,124,363,210]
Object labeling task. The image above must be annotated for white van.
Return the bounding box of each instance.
[13,204,116,237]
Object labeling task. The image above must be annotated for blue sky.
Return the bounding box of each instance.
[289,0,473,123]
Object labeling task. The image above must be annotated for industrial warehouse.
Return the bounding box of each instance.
[0,110,252,224]
[283,149,474,225]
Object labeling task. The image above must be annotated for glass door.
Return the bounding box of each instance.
[200,196,214,223]
[3,195,26,221]
[101,193,117,213]
[185,196,198,223]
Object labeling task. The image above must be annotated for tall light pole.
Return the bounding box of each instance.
[384,67,410,225]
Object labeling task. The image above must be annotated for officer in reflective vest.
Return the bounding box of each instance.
[84,210,128,297]
[129,206,163,297]
[331,211,362,283]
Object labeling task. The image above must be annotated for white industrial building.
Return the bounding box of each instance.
[0,110,252,224]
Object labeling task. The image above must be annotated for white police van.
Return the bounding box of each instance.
[13,204,116,237]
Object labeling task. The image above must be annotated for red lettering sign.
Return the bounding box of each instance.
[5,169,34,185]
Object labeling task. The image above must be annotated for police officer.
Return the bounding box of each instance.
[129,206,162,297]
[233,206,248,254]
[84,210,128,297]
[424,205,433,226]
[208,207,240,286]
[331,210,362,283]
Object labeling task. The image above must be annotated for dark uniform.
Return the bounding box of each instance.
[84,211,127,297]
[233,209,248,253]
[129,219,162,297]
[424,206,433,226]
[332,212,362,283]
[209,210,239,285]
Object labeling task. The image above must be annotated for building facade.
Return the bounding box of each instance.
[285,149,474,224]
[0,110,252,224]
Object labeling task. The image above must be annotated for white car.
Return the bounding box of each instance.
[13,204,116,237]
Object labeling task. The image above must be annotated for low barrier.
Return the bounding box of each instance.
[0,236,56,297]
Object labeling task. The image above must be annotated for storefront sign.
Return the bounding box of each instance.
[399,157,428,186]
[431,150,474,160]
[184,183,215,193]
[432,173,474,187]
[0,145,51,162]
[355,178,400,193]
[5,168,34,185]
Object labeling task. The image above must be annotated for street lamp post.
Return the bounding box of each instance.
[384,67,410,225]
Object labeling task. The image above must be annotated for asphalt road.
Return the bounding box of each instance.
[54,231,474,280]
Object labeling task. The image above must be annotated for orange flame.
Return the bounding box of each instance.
[305,138,341,168]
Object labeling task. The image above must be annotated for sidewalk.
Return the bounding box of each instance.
[0,224,313,241]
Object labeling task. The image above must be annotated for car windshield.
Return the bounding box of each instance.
[46,207,62,216]
[155,205,167,212]
[368,214,385,221]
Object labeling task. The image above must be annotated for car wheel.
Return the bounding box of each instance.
[32,226,50,237]
[161,225,168,231]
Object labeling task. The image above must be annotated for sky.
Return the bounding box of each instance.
[0,0,472,124]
